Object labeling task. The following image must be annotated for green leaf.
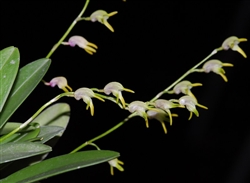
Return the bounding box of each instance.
[0,128,40,144]
[0,58,51,128]
[0,47,20,112]
[0,126,63,176]
[1,150,119,183]
[0,122,35,135]
[0,133,21,144]
[37,126,64,143]
[0,142,51,164]
[32,103,70,138]
[26,103,70,165]
[13,128,40,142]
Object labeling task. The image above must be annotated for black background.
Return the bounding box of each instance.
[1,1,250,183]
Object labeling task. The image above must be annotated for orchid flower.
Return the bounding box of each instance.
[147,108,177,134]
[108,158,124,175]
[128,101,149,128]
[102,82,134,108]
[43,76,72,92]
[179,95,208,120]
[88,10,118,32]
[220,36,247,58]
[201,59,233,82]
[62,36,97,55]
[168,80,202,100]
[153,99,184,126]
[74,88,105,116]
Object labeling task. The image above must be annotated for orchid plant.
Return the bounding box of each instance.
[0,0,248,182]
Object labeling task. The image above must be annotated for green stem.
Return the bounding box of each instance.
[0,92,74,143]
[70,113,136,153]
[88,143,101,150]
[94,93,123,109]
[149,49,218,102]
[45,0,90,58]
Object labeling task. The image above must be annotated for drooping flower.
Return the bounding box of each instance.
[43,76,72,92]
[168,80,202,100]
[74,88,105,116]
[221,36,247,58]
[128,101,149,127]
[62,36,97,55]
[89,10,118,32]
[147,108,174,134]
[108,158,124,175]
[153,99,184,126]
[201,59,233,82]
[102,82,134,108]
[179,95,208,120]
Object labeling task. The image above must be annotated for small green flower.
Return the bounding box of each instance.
[62,35,98,55]
[108,158,124,176]
[147,108,175,134]
[179,95,208,120]
[153,99,184,126]
[43,76,72,92]
[74,88,105,116]
[168,80,202,100]
[221,36,247,58]
[89,10,118,32]
[202,59,233,82]
[128,101,149,128]
[102,82,134,108]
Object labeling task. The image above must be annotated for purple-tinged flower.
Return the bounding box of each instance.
[202,59,233,82]
[168,80,202,100]
[62,36,97,55]
[221,36,247,58]
[103,82,134,108]
[43,76,72,92]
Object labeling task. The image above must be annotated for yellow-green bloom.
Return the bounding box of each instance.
[89,10,118,32]
[179,95,208,120]
[221,36,247,58]
[108,158,124,175]
[128,101,149,128]
[147,108,177,134]
[154,99,184,126]
[103,82,134,108]
[62,35,98,55]
[74,88,104,116]
[202,59,233,82]
[43,76,72,92]
[168,80,202,100]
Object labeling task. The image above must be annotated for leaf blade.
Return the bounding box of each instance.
[0,47,20,112]
[0,58,51,128]
[1,150,119,183]
[0,142,51,164]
